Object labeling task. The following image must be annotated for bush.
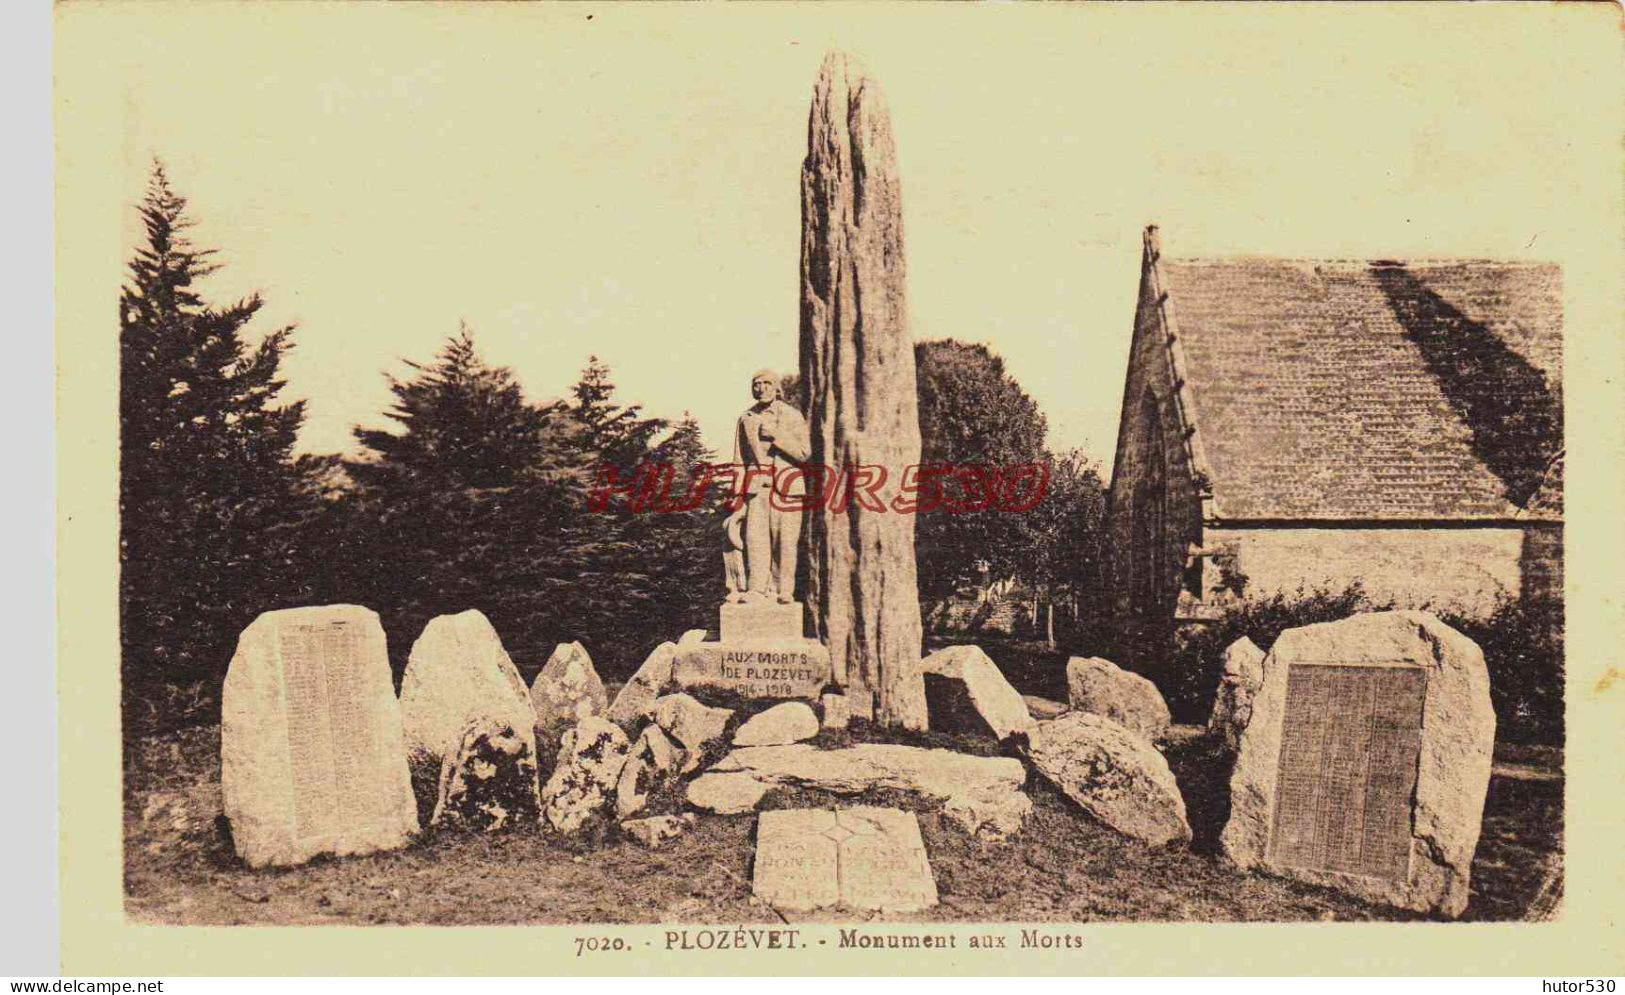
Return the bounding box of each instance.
[1439,596,1565,746]
[1148,586,1564,745]
[1155,585,1381,725]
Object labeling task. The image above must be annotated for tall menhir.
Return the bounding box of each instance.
[797,53,927,730]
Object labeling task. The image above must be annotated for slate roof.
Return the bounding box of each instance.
[1157,258,1563,521]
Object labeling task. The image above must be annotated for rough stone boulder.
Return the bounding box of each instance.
[686,771,771,815]
[942,785,1033,841]
[614,724,685,819]
[1065,656,1172,741]
[1023,695,1069,721]
[652,693,733,773]
[1207,637,1266,753]
[708,743,1028,822]
[431,717,540,832]
[679,629,708,646]
[540,716,631,835]
[921,645,1037,742]
[621,813,696,849]
[399,609,535,768]
[733,702,820,747]
[607,642,677,730]
[1026,712,1191,847]
[530,641,608,739]
[1220,611,1495,917]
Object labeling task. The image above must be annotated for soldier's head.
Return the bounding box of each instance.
[751,369,779,403]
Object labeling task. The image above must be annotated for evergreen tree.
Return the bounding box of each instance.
[119,161,307,727]
[346,328,585,671]
[641,413,726,637]
[352,324,549,494]
[569,356,667,472]
[559,361,711,668]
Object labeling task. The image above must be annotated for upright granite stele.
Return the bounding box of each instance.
[798,52,927,730]
[1220,610,1495,917]
[221,605,418,868]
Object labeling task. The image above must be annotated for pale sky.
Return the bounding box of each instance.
[89,3,1614,466]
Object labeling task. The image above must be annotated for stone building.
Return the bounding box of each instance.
[1104,226,1562,644]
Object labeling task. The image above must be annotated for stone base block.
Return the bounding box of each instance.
[672,639,830,700]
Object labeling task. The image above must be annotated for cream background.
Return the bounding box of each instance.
[57,1,1623,976]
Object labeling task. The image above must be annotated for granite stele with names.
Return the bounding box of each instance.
[752,807,938,914]
[672,600,831,700]
[222,605,419,868]
[1220,611,1495,917]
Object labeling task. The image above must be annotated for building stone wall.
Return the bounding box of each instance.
[1203,525,1560,619]
[1519,524,1564,604]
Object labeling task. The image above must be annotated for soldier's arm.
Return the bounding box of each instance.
[774,406,811,463]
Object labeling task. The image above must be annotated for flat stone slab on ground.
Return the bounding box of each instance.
[686,771,771,814]
[1022,694,1069,721]
[752,807,938,913]
[710,743,1027,815]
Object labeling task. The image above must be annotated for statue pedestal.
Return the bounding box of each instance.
[673,600,831,701]
[719,600,803,642]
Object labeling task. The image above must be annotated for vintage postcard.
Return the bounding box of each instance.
[54,0,1623,977]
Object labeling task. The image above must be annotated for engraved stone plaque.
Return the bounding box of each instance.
[672,641,831,700]
[752,807,938,913]
[751,809,842,912]
[280,621,389,839]
[1267,663,1425,882]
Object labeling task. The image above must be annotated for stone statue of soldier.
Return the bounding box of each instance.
[729,369,810,604]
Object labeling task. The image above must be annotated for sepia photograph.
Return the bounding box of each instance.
[46,0,1625,979]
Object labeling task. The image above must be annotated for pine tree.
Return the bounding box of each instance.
[346,327,577,666]
[641,413,726,638]
[119,161,307,726]
[569,356,667,472]
[352,324,549,494]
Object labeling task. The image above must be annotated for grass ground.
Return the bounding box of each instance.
[123,713,1563,926]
